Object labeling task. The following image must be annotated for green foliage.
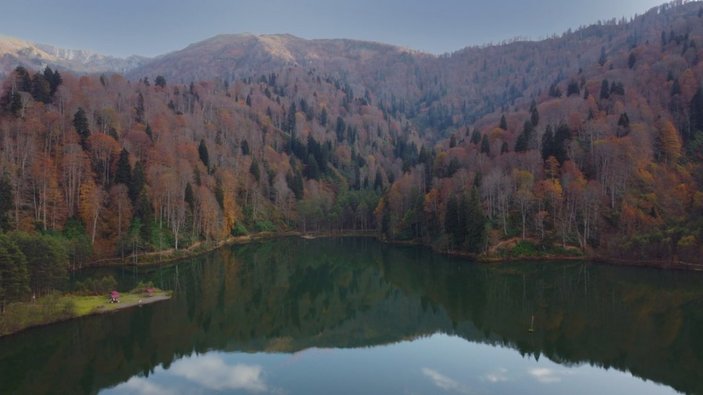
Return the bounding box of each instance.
[231,222,248,236]
[63,218,93,268]
[508,240,540,257]
[75,276,118,295]
[131,280,156,294]
[0,234,29,309]
[255,220,276,232]
[6,232,68,295]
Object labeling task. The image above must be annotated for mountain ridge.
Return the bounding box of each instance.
[0,35,149,77]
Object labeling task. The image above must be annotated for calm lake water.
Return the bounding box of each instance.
[1,238,702,395]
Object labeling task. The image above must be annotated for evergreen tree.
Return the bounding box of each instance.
[374,169,384,192]
[600,79,610,100]
[305,154,320,180]
[566,80,580,96]
[129,161,145,203]
[465,188,487,253]
[515,121,534,152]
[598,46,607,66]
[9,232,67,295]
[30,72,51,103]
[470,129,482,145]
[445,195,460,247]
[73,107,90,150]
[241,139,250,155]
[135,92,145,123]
[145,123,153,140]
[14,66,31,92]
[499,114,508,130]
[320,107,328,126]
[500,141,509,154]
[671,79,682,96]
[286,102,297,135]
[114,149,132,186]
[690,87,703,141]
[7,91,23,117]
[155,75,166,88]
[480,135,491,155]
[553,124,571,164]
[286,170,304,200]
[184,182,195,212]
[541,125,555,161]
[198,139,210,169]
[0,235,29,312]
[0,173,12,232]
[249,158,261,182]
[214,178,224,209]
[530,101,540,127]
[45,68,63,95]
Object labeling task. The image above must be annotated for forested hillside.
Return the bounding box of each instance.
[1,1,703,303]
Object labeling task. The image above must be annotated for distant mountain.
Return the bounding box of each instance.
[0,35,149,77]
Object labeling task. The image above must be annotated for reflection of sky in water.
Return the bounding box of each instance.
[102,334,679,395]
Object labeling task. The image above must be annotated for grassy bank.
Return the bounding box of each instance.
[0,288,172,337]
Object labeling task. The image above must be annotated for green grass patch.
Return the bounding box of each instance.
[0,288,171,337]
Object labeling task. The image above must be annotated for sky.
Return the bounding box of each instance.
[0,0,666,58]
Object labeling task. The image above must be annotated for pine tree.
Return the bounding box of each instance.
[30,72,51,104]
[445,195,459,247]
[480,135,491,155]
[155,75,166,88]
[250,158,261,182]
[0,235,29,312]
[0,173,12,232]
[465,188,487,253]
[499,114,508,130]
[73,108,90,150]
[600,79,610,100]
[184,182,195,212]
[530,101,540,127]
[470,129,481,145]
[114,149,132,186]
[129,161,145,203]
[198,139,210,170]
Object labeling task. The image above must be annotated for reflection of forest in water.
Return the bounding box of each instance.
[1,238,702,394]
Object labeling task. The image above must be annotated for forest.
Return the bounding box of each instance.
[1,1,702,306]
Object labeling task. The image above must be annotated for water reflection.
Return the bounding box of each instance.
[0,238,701,394]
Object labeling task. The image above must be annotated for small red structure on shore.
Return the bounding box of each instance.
[110,291,120,303]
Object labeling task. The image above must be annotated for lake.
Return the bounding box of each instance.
[1,237,702,394]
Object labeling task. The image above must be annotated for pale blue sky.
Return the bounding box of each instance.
[0,0,665,57]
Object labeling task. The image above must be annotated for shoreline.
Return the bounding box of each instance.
[0,290,172,338]
[78,230,703,272]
